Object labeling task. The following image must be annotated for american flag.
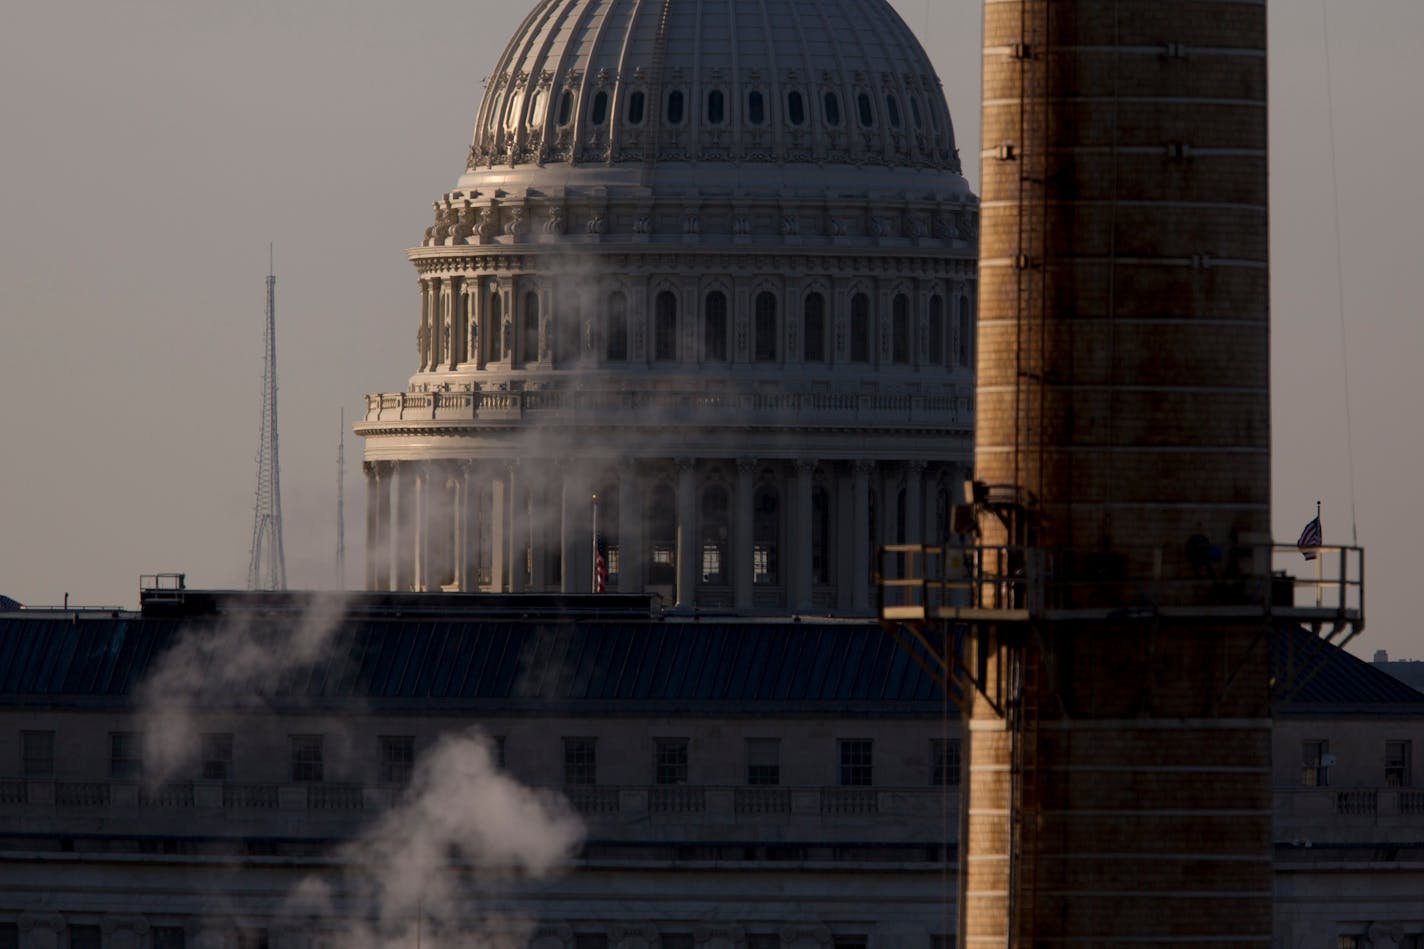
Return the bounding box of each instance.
[594,536,608,593]
[1297,515,1322,561]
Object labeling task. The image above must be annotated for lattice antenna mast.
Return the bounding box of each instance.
[336,407,346,589]
[248,245,287,590]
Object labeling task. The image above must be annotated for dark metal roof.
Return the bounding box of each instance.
[1273,625,1424,714]
[0,612,943,713]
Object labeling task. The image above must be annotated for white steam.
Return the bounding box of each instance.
[290,730,584,947]
[137,591,350,787]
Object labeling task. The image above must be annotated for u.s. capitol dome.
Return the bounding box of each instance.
[356,0,978,615]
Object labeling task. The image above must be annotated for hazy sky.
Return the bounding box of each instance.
[0,1,1418,659]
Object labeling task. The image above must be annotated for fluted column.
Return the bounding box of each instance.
[851,460,872,613]
[490,468,507,592]
[791,460,815,612]
[448,278,464,369]
[506,462,526,593]
[674,458,697,611]
[835,464,854,613]
[364,462,379,590]
[418,281,432,371]
[733,457,756,613]
[880,463,900,547]
[414,467,433,591]
[617,460,642,593]
[391,463,414,591]
[560,463,589,593]
[904,460,925,547]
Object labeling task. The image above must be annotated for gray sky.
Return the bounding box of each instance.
[0,1,1418,659]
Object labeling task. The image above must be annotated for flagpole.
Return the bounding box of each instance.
[1315,500,1323,608]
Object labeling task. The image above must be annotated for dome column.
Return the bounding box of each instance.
[417,281,432,372]
[561,463,591,593]
[835,465,855,614]
[412,466,434,591]
[904,460,925,547]
[674,458,697,612]
[733,458,756,614]
[617,460,642,594]
[850,460,872,614]
[363,462,387,591]
[391,462,414,591]
[488,467,508,592]
[507,462,528,593]
[790,460,816,612]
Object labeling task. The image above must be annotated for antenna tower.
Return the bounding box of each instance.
[336,408,346,589]
[248,246,287,590]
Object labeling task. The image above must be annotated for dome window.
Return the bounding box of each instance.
[605,292,628,361]
[667,89,686,126]
[857,92,875,128]
[909,95,923,130]
[557,90,575,127]
[627,90,646,126]
[747,90,766,126]
[704,291,729,363]
[787,90,806,127]
[850,293,871,363]
[504,93,523,131]
[754,292,778,363]
[803,292,826,363]
[590,90,610,127]
[655,291,678,362]
[823,92,842,128]
[892,294,911,364]
[707,89,726,126]
[529,89,548,126]
[886,94,902,129]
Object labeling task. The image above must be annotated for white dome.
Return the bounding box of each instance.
[462,0,963,194]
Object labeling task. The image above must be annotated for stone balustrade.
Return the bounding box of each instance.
[362,388,967,429]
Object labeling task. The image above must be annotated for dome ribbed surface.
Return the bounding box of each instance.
[468,0,959,173]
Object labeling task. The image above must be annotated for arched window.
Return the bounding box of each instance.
[667,89,686,125]
[605,291,628,361]
[590,90,610,126]
[885,94,902,129]
[787,90,806,126]
[487,288,504,362]
[747,90,766,126]
[654,290,678,362]
[929,295,945,367]
[958,294,972,368]
[704,291,728,363]
[823,91,842,127]
[707,89,726,125]
[857,92,875,128]
[503,93,523,131]
[627,90,646,126]
[892,294,910,364]
[753,483,780,585]
[803,292,826,363]
[909,95,924,130]
[521,291,540,365]
[754,292,778,362]
[850,293,871,363]
[529,89,547,126]
[700,484,729,585]
[647,482,676,585]
[557,90,574,127]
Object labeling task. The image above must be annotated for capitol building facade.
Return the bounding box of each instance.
[355,0,979,614]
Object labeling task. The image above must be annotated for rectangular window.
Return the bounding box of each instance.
[656,739,689,785]
[840,739,873,787]
[110,731,143,781]
[290,735,325,783]
[21,730,54,778]
[1386,740,1413,788]
[1302,739,1329,787]
[660,936,695,949]
[753,544,778,585]
[236,929,269,949]
[68,925,102,949]
[495,735,507,770]
[379,735,415,785]
[201,732,234,781]
[0,923,17,949]
[574,936,609,949]
[701,544,724,583]
[930,937,953,949]
[153,927,186,949]
[746,738,781,786]
[564,737,597,786]
[747,936,781,949]
[834,939,869,949]
[932,739,961,787]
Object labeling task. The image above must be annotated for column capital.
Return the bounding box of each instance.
[675,456,697,474]
[736,456,759,474]
[794,458,818,475]
[853,458,875,476]
[906,459,928,476]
